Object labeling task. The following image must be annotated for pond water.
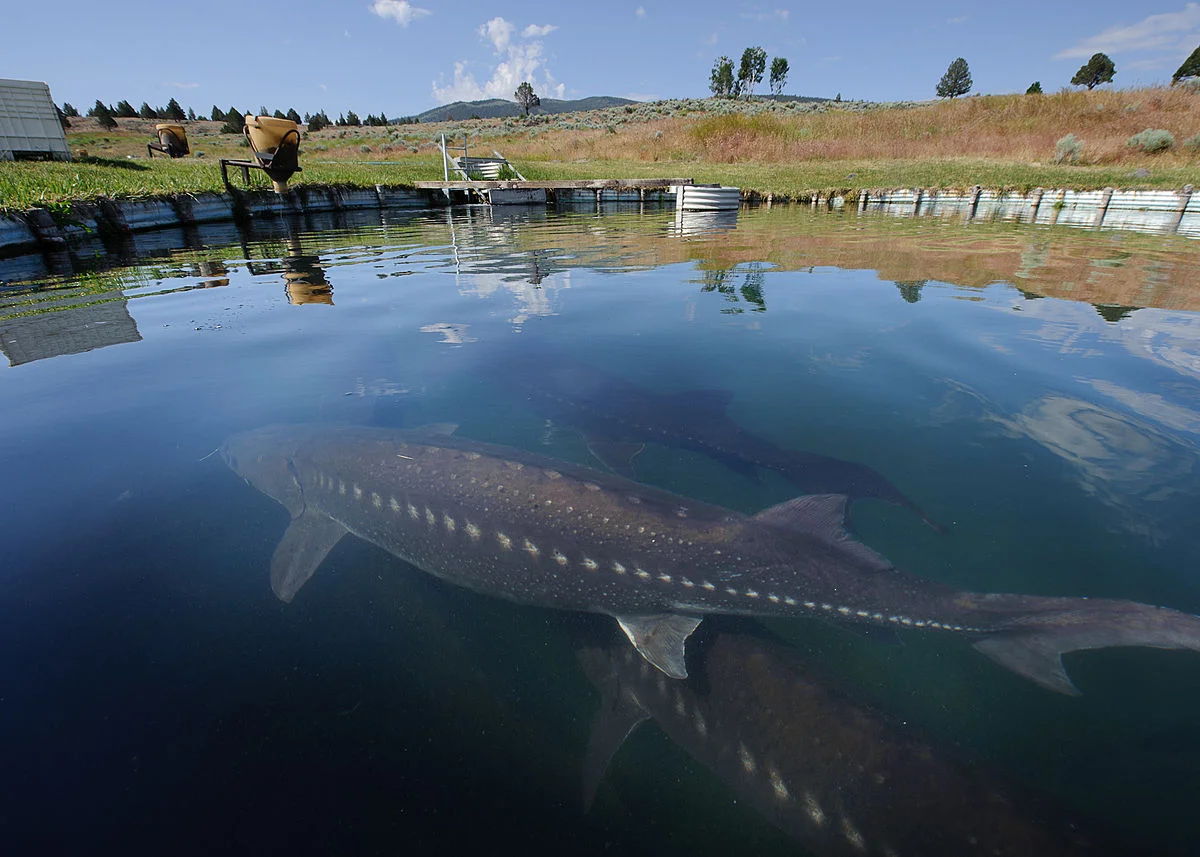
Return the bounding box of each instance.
[2,205,1199,856]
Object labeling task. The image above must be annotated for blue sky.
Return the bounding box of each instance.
[7,1,1200,117]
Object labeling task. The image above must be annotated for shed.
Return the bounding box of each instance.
[0,79,71,161]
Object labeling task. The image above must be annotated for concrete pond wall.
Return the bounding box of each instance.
[2,182,1197,264]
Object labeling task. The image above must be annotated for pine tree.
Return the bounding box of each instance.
[515,81,540,116]
[936,57,972,98]
[1071,53,1115,90]
[1026,81,1043,94]
[94,101,118,129]
[345,110,361,126]
[220,107,244,134]
[115,100,138,118]
[286,108,302,124]
[62,102,79,117]
[211,105,223,121]
[138,102,156,119]
[1173,44,1200,84]
[165,98,186,121]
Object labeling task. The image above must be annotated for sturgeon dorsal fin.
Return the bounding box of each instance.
[269,511,348,603]
[752,494,894,572]
[753,493,849,535]
[614,614,703,679]
[579,655,650,811]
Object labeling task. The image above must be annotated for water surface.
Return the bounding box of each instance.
[2,206,1199,855]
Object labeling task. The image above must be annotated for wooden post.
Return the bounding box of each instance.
[912,188,923,215]
[858,190,868,212]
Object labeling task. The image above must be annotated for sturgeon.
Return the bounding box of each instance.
[221,423,1200,694]
[579,624,1116,856]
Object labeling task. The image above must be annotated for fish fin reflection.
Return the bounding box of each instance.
[614,614,703,679]
[269,511,348,603]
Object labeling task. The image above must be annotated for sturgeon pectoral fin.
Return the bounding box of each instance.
[269,512,348,603]
[614,614,703,679]
[973,635,1082,696]
[579,653,650,811]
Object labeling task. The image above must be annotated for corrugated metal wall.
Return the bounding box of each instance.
[0,78,71,161]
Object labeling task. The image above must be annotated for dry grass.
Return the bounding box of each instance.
[497,87,1200,167]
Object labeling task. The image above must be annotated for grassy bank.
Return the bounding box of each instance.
[2,86,1197,212]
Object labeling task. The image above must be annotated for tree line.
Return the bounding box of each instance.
[66,99,422,131]
[936,43,1200,99]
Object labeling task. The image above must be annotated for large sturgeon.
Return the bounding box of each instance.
[578,623,1118,856]
[221,423,1200,694]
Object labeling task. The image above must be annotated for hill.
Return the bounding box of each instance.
[415,96,637,123]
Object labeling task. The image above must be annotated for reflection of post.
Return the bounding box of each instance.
[1172,184,1193,235]
[282,236,333,305]
[198,260,230,289]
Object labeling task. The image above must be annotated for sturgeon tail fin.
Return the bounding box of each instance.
[973,598,1200,695]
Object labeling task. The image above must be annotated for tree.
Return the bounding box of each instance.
[286,108,302,124]
[1071,52,1115,90]
[345,109,361,126]
[56,104,70,129]
[1026,81,1043,94]
[769,56,789,96]
[211,105,223,121]
[187,107,196,121]
[515,81,540,115]
[220,107,244,134]
[165,98,186,121]
[306,110,331,132]
[93,101,118,129]
[273,109,287,120]
[115,99,138,118]
[738,46,767,98]
[936,57,972,98]
[709,56,735,98]
[1173,44,1200,84]
[62,102,79,117]
[138,102,156,119]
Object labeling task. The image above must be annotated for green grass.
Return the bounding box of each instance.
[0,157,442,212]
[1,153,1194,214]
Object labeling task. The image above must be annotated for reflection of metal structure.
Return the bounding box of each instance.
[673,209,739,237]
[146,124,189,158]
[219,115,302,194]
[675,184,741,211]
[0,292,141,366]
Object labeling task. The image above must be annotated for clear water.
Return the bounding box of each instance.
[2,205,1199,855]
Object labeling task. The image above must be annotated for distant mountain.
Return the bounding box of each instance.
[414,96,638,123]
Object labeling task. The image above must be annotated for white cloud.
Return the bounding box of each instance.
[434,18,565,103]
[947,15,967,24]
[1054,3,1200,60]
[740,8,789,23]
[703,32,719,45]
[636,6,646,18]
[165,81,200,89]
[369,0,431,27]
[481,17,515,52]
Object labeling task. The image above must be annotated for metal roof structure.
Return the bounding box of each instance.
[0,78,71,161]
